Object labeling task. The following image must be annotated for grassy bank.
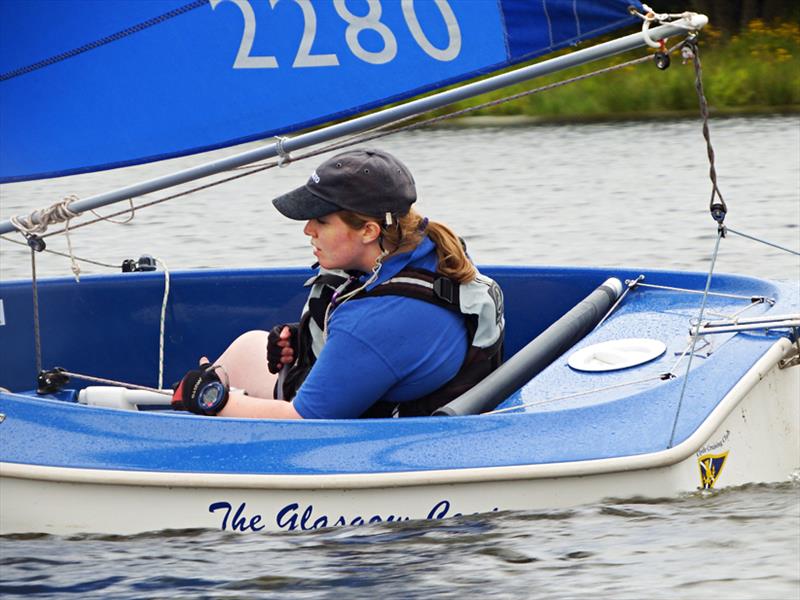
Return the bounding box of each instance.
[441,20,800,120]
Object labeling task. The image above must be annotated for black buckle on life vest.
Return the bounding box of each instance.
[433,277,457,305]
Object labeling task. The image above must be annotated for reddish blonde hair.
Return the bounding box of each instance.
[338,208,476,283]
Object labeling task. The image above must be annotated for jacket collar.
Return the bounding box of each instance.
[365,236,436,291]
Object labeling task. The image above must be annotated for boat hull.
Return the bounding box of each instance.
[2,340,796,535]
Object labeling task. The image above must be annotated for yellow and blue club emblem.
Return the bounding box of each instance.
[698,451,729,489]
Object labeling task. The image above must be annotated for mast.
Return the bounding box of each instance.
[0,16,706,236]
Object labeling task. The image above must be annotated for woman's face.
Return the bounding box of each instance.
[303,212,376,271]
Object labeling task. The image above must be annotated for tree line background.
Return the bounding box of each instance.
[656,0,799,35]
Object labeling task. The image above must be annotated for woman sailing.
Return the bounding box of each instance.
[172,149,504,419]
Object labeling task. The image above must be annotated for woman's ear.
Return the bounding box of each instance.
[362,221,382,244]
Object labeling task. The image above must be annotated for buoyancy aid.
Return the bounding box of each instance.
[281,267,505,418]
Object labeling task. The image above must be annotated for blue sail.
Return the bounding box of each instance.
[0,0,642,183]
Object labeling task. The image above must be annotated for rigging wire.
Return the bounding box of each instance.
[725,226,800,256]
[485,34,797,426]
[662,35,783,445]
[0,234,120,268]
[485,374,665,415]
[666,36,798,448]
[628,281,774,304]
[22,164,276,240]
[684,37,727,224]
[56,370,169,395]
[236,47,666,174]
[668,228,723,447]
[666,37,725,448]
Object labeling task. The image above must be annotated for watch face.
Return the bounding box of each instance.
[199,382,225,410]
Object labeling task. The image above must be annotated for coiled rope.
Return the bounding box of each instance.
[9,196,79,234]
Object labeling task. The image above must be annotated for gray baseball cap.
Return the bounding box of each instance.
[272,149,416,221]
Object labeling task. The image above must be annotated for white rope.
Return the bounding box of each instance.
[89,198,136,225]
[640,11,666,49]
[275,136,292,168]
[634,5,699,48]
[8,195,79,235]
[63,208,81,282]
[21,256,171,393]
[8,195,84,281]
[154,257,170,390]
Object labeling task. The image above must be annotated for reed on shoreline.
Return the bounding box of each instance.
[443,20,799,120]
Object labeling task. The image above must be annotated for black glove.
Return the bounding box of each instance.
[172,363,229,416]
[267,323,299,374]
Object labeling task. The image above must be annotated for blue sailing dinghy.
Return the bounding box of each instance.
[0,1,797,534]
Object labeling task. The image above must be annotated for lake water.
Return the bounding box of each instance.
[1,115,799,598]
[1,115,799,281]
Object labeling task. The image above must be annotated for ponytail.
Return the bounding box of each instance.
[339,208,476,283]
[424,219,476,283]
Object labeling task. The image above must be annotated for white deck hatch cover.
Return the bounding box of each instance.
[568,338,667,372]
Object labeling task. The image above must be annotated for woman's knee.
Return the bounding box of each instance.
[223,330,268,358]
[233,329,269,347]
[216,330,277,398]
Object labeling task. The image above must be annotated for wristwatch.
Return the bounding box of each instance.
[195,380,229,415]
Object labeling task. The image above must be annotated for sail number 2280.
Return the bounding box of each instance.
[210,0,462,68]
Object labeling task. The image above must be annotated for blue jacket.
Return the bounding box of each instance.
[293,237,468,419]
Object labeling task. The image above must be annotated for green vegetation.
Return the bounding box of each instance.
[442,20,800,121]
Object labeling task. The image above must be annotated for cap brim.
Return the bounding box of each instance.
[272,185,341,220]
